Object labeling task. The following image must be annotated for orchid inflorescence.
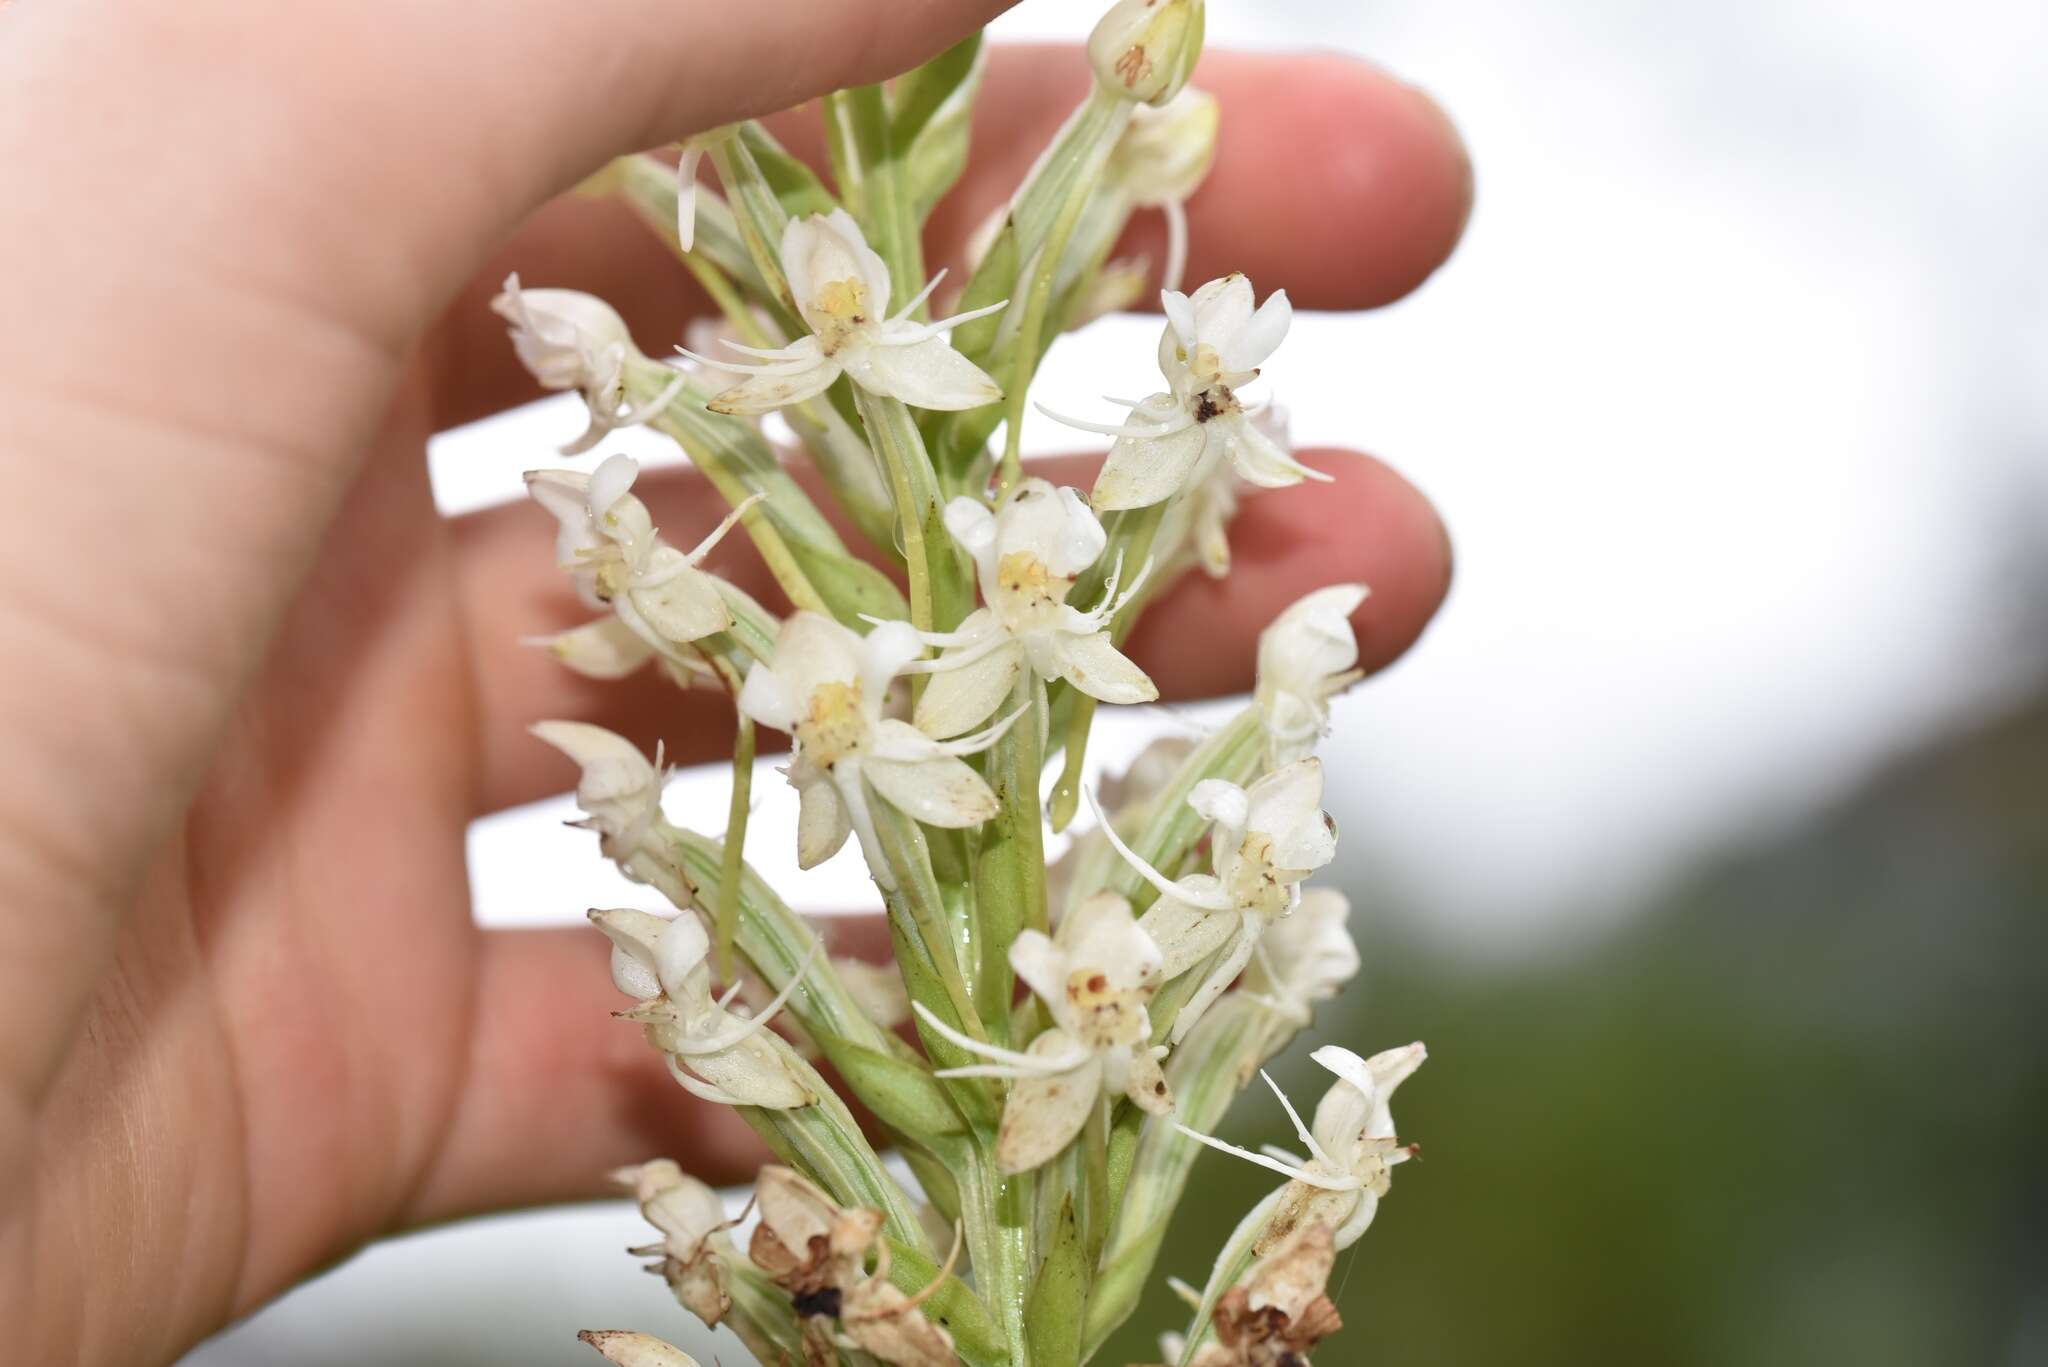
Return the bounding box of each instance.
[497,4,1429,1363]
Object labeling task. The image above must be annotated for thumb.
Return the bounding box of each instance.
[0,0,1010,1114]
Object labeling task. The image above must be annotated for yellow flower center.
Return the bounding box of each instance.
[1065,967,1150,1050]
[795,680,868,768]
[810,277,870,354]
[1225,830,1301,917]
[994,550,1072,626]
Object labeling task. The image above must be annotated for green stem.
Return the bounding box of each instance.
[854,389,973,633]
[1047,693,1097,833]
[971,673,1048,1039]
[997,102,1127,494]
[962,1142,1036,1367]
[842,84,926,317]
[715,715,754,982]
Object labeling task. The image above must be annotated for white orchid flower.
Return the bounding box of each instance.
[737,612,1017,889]
[529,721,666,860]
[1239,888,1361,1029]
[1091,757,1338,1043]
[906,479,1159,739]
[682,209,1006,415]
[492,274,685,454]
[748,1165,962,1367]
[915,892,1173,1174]
[591,907,816,1109]
[1176,1042,1426,1253]
[1046,274,1327,510]
[1109,88,1220,292]
[1188,1223,1345,1367]
[1255,582,1370,767]
[615,1159,737,1328]
[525,454,757,658]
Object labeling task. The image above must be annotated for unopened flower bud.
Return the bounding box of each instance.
[1088,0,1204,106]
[1110,87,1220,206]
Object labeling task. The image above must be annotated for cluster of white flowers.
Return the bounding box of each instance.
[489,8,1432,1363]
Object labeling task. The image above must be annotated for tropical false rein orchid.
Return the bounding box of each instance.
[491,7,1443,1360]
[1047,274,1327,511]
[1239,888,1362,1030]
[591,907,817,1108]
[1175,1223,1346,1367]
[737,612,1018,886]
[683,209,1006,415]
[492,275,686,454]
[1177,1042,1426,1254]
[1256,582,1370,767]
[1092,757,1339,1042]
[616,1159,739,1329]
[909,478,1159,737]
[915,892,1174,1173]
[748,1166,963,1367]
[526,454,756,658]
[528,720,666,862]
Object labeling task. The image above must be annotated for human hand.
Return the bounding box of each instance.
[0,2,1469,1361]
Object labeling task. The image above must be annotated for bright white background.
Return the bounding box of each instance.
[187,0,2048,1361]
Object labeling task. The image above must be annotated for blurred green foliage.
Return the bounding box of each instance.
[1105,696,2048,1364]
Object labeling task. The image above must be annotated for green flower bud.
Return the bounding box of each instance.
[1088,0,1205,106]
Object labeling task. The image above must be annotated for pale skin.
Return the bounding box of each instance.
[0,2,1470,1362]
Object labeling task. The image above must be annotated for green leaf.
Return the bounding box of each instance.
[736,121,838,219]
[1025,1192,1088,1367]
[890,34,983,143]
[814,1031,965,1138]
[884,1231,1008,1367]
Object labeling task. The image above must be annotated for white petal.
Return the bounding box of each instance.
[1061,891,1162,988]
[1048,629,1158,705]
[1007,929,1069,1013]
[995,1037,1103,1174]
[590,908,671,998]
[1138,895,1239,980]
[653,912,713,1001]
[1160,289,1198,354]
[1247,759,1336,870]
[1091,405,1209,510]
[943,500,1000,578]
[1123,1044,1174,1114]
[630,558,732,645]
[683,1035,812,1109]
[707,349,842,415]
[912,633,1025,738]
[535,618,655,680]
[796,775,853,868]
[1188,778,1250,833]
[863,752,999,829]
[998,478,1107,577]
[763,612,864,711]
[857,620,925,704]
[675,144,703,252]
[588,452,641,521]
[1224,410,1325,489]
[1222,288,1292,374]
[782,208,894,324]
[531,721,661,843]
[1188,273,1255,348]
[839,333,1002,411]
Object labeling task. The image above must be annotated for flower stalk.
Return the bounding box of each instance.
[492,9,1434,1363]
